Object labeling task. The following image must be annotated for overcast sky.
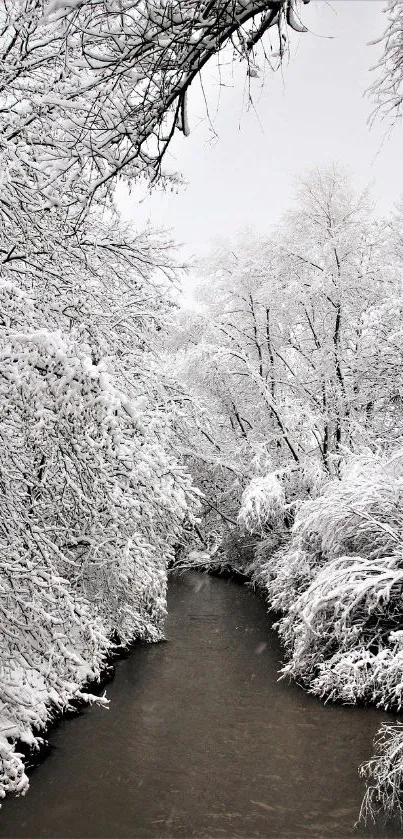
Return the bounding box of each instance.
[117,1,403,265]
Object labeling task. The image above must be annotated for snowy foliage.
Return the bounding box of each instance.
[252,544,315,613]
[279,554,403,699]
[0,277,199,798]
[0,0,312,800]
[171,168,402,546]
[238,473,286,534]
[273,450,403,696]
[360,722,403,823]
[283,450,403,569]
[370,0,403,122]
[0,0,302,269]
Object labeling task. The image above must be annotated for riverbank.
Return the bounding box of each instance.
[174,538,403,826]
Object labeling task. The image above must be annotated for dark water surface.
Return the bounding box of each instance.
[0,572,401,838]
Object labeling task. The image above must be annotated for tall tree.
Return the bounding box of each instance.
[0,0,308,271]
[170,168,401,532]
[370,0,403,122]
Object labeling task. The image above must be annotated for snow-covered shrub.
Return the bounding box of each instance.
[273,450,403,707]
[237,449,403,824]
[0,551,109,801]
[256,450,403,616]
[360,723,403,824]
[252,545,315,612]
[238,473,286,534]
[238,459,326,536]
[286,451,403,566]
[241,449,403,824]
[279,555,403,698]
[243,461,326,607]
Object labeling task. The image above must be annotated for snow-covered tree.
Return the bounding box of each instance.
[0,0,309,271]
[0,0,314,799]
[370,0,403,123]
[277,167,401,463]
[0,274,200,798]
[170,168,400,545]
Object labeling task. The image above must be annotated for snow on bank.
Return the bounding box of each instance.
[177,452,403,822]
[257,453,403,822]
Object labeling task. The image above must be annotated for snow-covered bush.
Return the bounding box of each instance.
[238,458,326,536]
[238,460,326,607]
[288,452,403,565]
[360,722,403,824]
[254,450,403,614]
[237,473,286,534]
[240,449,403,822]
[275,451,403,700]
[0,552,109,801]
[252,544,315,612]
[279,555,403,699]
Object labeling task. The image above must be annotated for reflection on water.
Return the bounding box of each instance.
[0,571,400,838]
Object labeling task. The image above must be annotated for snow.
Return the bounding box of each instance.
[0,0,402,822]
[238,474,286,534]
[0,244,199,799]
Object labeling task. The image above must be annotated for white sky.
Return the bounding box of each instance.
[117,1,403,264]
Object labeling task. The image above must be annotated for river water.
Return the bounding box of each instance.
[0,571,401,838]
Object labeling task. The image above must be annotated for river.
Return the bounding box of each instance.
[0,571,400,838]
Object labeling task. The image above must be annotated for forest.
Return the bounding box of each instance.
[1,0,403,831]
